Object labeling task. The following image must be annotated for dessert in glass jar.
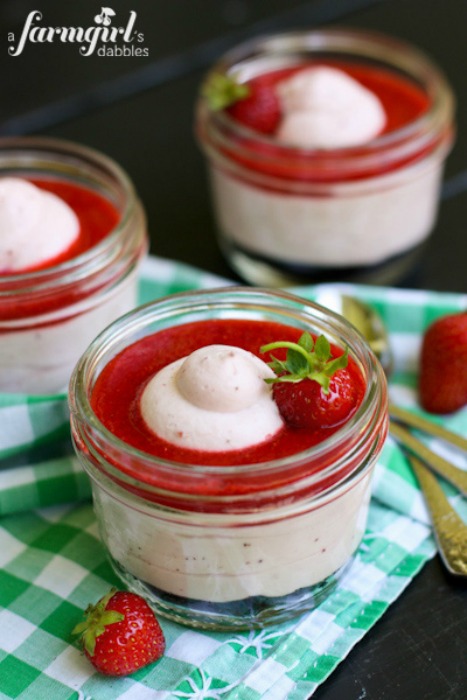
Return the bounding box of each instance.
[69,288,388,630]
[196,28,455,285]
[0,136,148,394]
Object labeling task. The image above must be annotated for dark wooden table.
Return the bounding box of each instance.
[2,1,466,698]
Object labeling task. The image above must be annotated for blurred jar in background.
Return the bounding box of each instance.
[196,28,455,286]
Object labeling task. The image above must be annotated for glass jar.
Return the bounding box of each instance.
[0,136,148,394]
[196,29,455,286]
[69,287,388,630]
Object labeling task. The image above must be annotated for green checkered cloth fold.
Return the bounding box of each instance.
[0,257,466,700]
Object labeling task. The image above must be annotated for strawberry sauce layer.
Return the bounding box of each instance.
[91,319,365,468]
[242,62,429,136]
[213,61,434,183]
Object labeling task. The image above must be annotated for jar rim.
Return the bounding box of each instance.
[69,286,388,498]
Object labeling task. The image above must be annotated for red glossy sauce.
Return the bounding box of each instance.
[343,63,429,134]
[249,62,430,137]
[216,61,434,183]
[91,319,366,468]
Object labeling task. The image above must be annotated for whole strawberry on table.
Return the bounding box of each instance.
[418,311,467,414]
[73,588,165,676]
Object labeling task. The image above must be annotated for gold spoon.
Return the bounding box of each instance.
[407,453,467,577]
[317,291,467,576]
[389,403,467,452]
[389,420,467,495]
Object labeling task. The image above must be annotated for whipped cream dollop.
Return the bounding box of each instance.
[276,66,386,148]
[140,344,284,452]
[0,177,80,272]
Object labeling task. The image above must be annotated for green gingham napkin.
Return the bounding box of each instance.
[0,257,466,700]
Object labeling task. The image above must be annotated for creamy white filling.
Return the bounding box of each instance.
[0,177,79,271]
[211,161,443,265]
[95,470,373,602]
[276,66,386,148]
[140,344,284,451]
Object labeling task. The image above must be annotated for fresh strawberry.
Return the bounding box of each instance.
[202,72,281,134]
[73,588,165,676]
[419,311,467,414]
[261,332,362,429]
[272,367,361,429]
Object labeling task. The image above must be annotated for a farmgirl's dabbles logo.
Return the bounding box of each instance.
[8,7,149,57]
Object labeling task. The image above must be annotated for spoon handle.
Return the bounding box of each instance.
[389,403,467,452]
[408,454,467,577]
[389,421,467,496]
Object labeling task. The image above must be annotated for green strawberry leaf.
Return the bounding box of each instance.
[267,357,289,376]
[323,349,349,376]
[314,335,331,362]
[298,332,314,352]
[260,332,348,393]
[286,347,309,375]
[201,72,250,111]
[72,588,124,657]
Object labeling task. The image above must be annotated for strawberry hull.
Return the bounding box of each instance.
[196,29,455,285]
[70,288,388,630]
[0,137,148,393]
